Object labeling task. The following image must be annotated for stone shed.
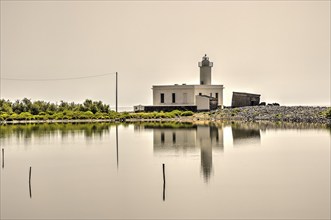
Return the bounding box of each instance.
[231,92,260,107]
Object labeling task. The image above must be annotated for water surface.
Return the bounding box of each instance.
[1,122,330,219]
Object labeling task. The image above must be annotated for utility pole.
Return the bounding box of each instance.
[116,72,118,112]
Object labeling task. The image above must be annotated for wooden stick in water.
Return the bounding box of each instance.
[1,148,4,169]
[29,166,32,198]
[29,166,31,182]
[163,163,166,201]
[163,164,165,184]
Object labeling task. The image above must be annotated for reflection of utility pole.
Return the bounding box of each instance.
[2,148,4,169]
[116,124,119,169]
[116,72,118,112]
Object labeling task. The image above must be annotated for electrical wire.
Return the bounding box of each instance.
[0,72,116,81]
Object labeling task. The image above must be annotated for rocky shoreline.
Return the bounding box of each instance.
[195,106,331,124]
[1,106,330,125]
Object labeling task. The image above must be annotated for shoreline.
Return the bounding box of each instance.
[1,117,330,125]
[1,106,330,125]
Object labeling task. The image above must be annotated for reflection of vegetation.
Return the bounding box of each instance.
[0,123,114,139]
[232,127,260,142]
[0,121,197,139]
[134,121,196,129]
[1,121,329,140]
[230,121,329,131]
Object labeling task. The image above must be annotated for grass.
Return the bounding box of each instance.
[0,110,194,121]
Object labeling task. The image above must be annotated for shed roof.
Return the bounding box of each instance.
[232,91,260,97]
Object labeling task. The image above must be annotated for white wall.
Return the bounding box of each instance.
[194,85,223,106]
[152,84,224,107]
[153,85,195,105]
[196,95,210,110]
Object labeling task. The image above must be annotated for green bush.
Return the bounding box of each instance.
[46,110,55,115]
[119,112,131,119]
[7,113,18,121]
[47,114,55,120]
[108,111,119,119]
[135,112,152,119]
[0,112,10,120]
[72,111,81,119]
[17,112,34,120]
[38,112,46,116]
[156,112,166,118]
[81,111,94,119]
[95,112,109,119]
[181,111,194,116]
[63,110,74,119]
[54,112,64,120]
[171,110,182,117]
[34,115,47,120]
[163,112,175,118]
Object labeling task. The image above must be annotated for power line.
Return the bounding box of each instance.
[0,72,116,81]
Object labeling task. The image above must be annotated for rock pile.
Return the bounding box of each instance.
[213,106,331,124]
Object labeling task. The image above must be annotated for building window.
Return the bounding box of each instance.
[199,93,202,96]
[161,132,165,143]
[210,93,212,97]
[172,93,176,103]
[160,93,164,103]
[172,132,176,144]
[215,93,218,98]
[201,81,204,85]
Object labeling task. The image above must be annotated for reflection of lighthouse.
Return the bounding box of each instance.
[200,143,212,182]
[197,126,221,182]
[151,125,223,183]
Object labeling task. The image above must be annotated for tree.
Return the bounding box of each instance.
[83,99,93,112]
[22,98,32,112]
[0,99,13,113]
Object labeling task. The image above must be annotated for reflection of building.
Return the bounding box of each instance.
[231,125,261,146]
[151,125,223,182]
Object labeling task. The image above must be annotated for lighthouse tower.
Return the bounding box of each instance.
[198,54,213,85]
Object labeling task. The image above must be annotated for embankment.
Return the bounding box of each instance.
[194,106,330,124]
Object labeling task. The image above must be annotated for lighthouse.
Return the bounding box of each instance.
[147,54,223,112]
[199,54,213,85]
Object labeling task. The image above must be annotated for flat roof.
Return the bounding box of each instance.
[232,91,260,96]
[152,84,223,88]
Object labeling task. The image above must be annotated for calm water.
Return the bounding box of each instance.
[0,122,330,219]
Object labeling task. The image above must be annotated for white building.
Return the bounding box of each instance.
[152,55,224,111]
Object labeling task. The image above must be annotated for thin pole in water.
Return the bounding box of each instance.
[163,163,166,201]
[2,148,4,169]
[29,166,32,198]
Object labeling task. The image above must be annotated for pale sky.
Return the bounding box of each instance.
[1,1,330,109]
